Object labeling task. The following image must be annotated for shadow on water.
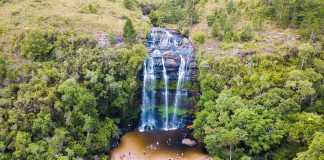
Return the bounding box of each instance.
[110,129,209,160]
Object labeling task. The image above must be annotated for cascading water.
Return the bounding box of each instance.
[139,58,156,132]
[171,55,186,129]
[140,27,195,132]
[162,58,169,130]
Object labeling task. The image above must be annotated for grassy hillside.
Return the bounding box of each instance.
[188,0,303,58]
[0,0,154,55]
[0,0,145,34]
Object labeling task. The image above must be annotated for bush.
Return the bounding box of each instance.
[0,54,6,80]
[227,0,235,14]
[212,22,222,38]
[108,31,117,45]
[87,4,97,14]
[148,10,159,26]
[192,33,205,44]
[123,18,136,44]
[240,25,253,41]
[21,30,54,61]
[123,0,136,10]
[223,31,238,42]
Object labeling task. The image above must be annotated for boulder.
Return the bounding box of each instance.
[182,38,191,46]
[165,59,177,68]
[182,138,197,147]
[188,61,197,69]
[162,51,177,59]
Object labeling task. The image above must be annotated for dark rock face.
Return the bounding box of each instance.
[139,27,199,86]
[139,27,200,130]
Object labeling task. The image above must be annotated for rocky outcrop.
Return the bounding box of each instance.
[139,27,200,130]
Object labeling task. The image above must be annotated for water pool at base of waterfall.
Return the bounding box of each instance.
[110,27,206,159]
[110,129,209,160]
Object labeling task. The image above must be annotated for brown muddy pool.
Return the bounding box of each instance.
[110,129,210,160]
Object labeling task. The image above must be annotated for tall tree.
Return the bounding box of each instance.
[298,43,315,69]
[123,18,137,44]
[294,132,324,160]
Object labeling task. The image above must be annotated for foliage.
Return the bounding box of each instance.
[0,54,7,81]
[192,32,205,44]
[21,30,55,61]
[87,4,97,14]
[298,43,315,69]
[207,5,242,42]
[123,0,136,10]
[151,0,200,26]
[239,25,253,42]
[260,0,324,41]
[194,44,324,159]
[294,132,324,160]
[108,31,117,45]
[123,18,137,44]
[0,30,147,159]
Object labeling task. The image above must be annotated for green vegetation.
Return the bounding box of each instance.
[0,54,7,80]
[260,0,323,41]
[239,25,253,42]
[123,0,136,10]
[85,3,98,14]
[123,18,137,44]
[147,0,200,35]
[21,30,54,61]
[192,32,206,44]
[193,43,324,159]
[0,0,323,159]
[0,28,147,158]
[108,31,117,45]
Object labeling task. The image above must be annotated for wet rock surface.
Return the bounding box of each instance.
[182,138,198,147]
[139,27,198,81]
[139,27,200,131]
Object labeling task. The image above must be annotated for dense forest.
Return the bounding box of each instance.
[0,0,323,159]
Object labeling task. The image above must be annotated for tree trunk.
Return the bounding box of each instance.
[229,145,232,160]
[86,130,90,145]
[301,59,305,70]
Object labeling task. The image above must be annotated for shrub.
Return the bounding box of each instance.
[0,54,6,80]
[21,30,54,61]
[240,25,253,41]
[123,0,136,10]
[192,33,205,44]
[87,4,97,14]
[108,31,117,45]
[227,0,235,14]
[223,31,238,42]
[212,22,222,38]
[148,10,159,26]
[123,18,136,44]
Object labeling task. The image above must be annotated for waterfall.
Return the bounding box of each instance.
[140,27,195,132]
[171,55,186,129]
[160,31,173,48]
[162,58,169,130]
[139,58,156,132]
